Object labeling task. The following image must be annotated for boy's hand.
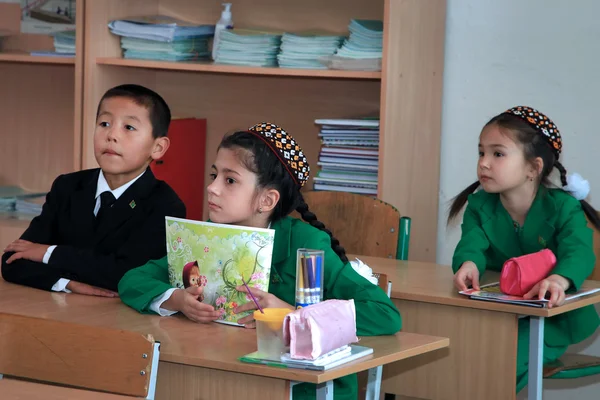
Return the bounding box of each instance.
[4,240,49,264]
[234,286,294,329]
[66,281,119,297]
[453,261,480,291]
[164,287,220,323]
[523,274,570,308]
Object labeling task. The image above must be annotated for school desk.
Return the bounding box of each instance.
[356,256,600,400]
[0,278,448,400]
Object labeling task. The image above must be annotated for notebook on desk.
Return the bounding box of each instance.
[460,282,600,308]
[240,344,373,371]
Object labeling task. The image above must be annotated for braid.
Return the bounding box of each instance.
[554,160,568,187]
[295,194,349,264]
[554,160,600,230]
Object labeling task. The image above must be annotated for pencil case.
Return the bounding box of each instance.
[282,299,358,360]
[500,249,556,296]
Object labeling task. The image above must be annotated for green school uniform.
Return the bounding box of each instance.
[452,186,600,392]
[119,216,402,400]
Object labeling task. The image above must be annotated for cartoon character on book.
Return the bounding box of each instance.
[182,260,206,301]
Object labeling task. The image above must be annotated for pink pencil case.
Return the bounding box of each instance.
[500,249,556,296]
[283,299,358,360]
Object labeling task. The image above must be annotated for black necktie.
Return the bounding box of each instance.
[95,191,116,226]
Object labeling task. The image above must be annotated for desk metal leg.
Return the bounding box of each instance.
[365,366,382,400]
[316,380,334,400]
[528,316,545,400]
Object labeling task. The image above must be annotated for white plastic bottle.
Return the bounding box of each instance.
[212,3,234,61]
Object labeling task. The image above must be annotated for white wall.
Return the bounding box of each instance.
[437,1,600,398]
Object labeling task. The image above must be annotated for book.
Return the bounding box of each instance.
[459,282,600,308]
[165,217,275,326]
[239,344,373,371]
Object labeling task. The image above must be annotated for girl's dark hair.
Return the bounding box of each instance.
[219,131,349,263]
[447,113,600,230]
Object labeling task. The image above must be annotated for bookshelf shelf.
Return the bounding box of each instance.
[0,52,75,65]
[96,57,382,80]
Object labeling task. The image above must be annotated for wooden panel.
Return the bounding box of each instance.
[0,3,20,33]
[0,313,155,397]
[158,0,383,33]
[382,300,518,400]
[292,191,400,258]
[73,0,86,170]
[2,34,54,53]
[156,362,290,400]
[155,72,380,220]
[0,219,30,251]
[96,58,382,79]
[0,52,75,64]
[0,63,75,192]
[0,378,134,400]
[379,0,446,262]
[82,0,160,170]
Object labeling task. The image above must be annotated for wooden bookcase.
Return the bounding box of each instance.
[1,0,445,262]
[0,0,84,250]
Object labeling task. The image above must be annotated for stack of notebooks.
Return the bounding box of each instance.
[108,15,214,61]
[323,19,383,71]
[214,29,282,67]
[0,186,46,219]
[30,30,76,58]
[240,344,373,371]
[314,119,379,195]
[277,32,344,69]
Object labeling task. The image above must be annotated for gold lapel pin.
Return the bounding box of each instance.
[129,200,136,209]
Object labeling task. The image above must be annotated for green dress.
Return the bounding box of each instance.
[452,186,599,392]
[119,216,402,399]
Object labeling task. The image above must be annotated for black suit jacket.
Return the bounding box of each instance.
[1,168,186,291]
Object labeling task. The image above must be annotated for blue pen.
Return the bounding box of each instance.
[315,255,322,303]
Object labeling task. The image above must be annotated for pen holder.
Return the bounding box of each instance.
[295,249,324,308]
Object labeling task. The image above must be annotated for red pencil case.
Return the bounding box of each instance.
[500,249,556,296]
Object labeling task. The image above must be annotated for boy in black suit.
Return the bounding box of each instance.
[1,84,186,295]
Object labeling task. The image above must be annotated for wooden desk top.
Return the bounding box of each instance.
[357,255,600,318]
[0,279,448,384]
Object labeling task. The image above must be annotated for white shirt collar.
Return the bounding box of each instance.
[95,170,146,201]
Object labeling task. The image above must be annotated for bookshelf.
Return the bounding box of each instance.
[1,0,445,262]
[0,52,75,64]
[0,0,84,250]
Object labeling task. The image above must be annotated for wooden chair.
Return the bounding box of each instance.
[0,313,160,399]
[297,191,411,260]
[543,216,600,380]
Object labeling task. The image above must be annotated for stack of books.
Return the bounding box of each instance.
[108,15,214,61]
[322,20,383,71]
[277,32,344,69]
[214,28,282,67]
[30,30,76,58]
[0,186,46,218]
[314,119,379,195]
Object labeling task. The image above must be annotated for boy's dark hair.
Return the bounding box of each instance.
[219,131,349,264]
[96,84,171,138]
[448,113,600,230]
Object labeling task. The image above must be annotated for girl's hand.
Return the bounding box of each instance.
[234,286,294,329]
[523,274,570,308]
[163,286,220,323]
[453,261,480,291]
